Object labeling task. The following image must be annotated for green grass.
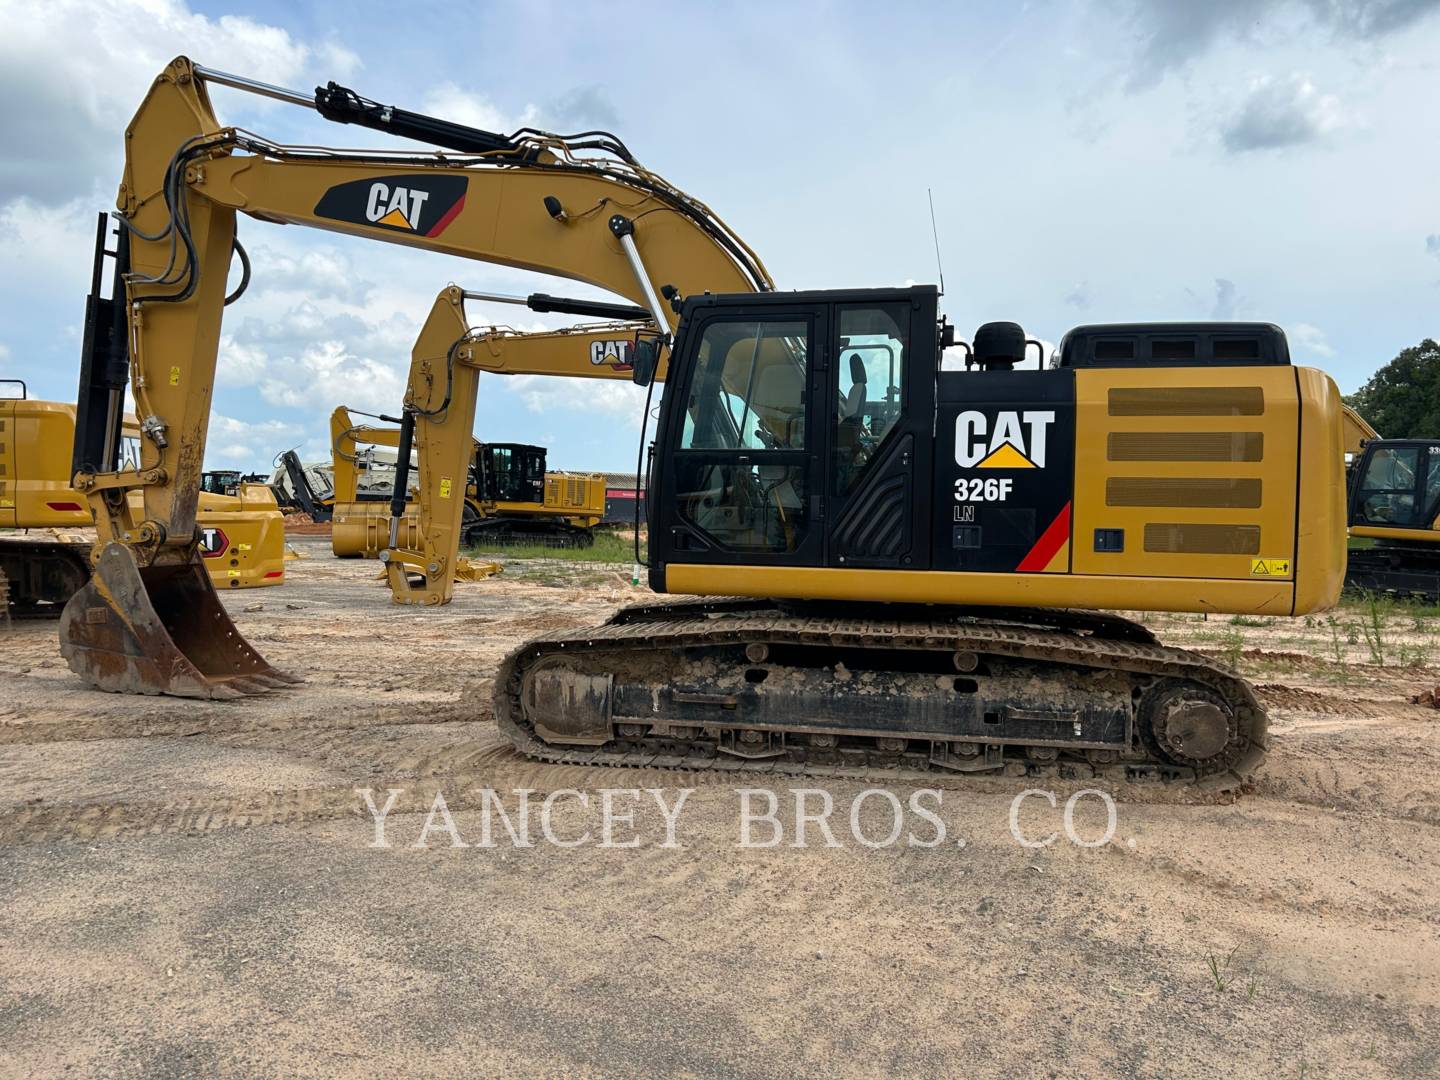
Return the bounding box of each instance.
[465,529,638,565]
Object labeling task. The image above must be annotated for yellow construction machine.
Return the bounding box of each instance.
[1339,405,1440,600]
[328,405,418,558]
[328,401,604,559]
[60,57,1351,788]
[1,385,284,616]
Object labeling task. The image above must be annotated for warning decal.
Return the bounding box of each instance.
[1250,558,1292,577]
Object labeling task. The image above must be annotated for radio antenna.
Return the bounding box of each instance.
[927,188,945,296]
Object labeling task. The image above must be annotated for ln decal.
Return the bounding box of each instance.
[954,410,1055,469]
[314,175,468,238]
[589,339,634,371]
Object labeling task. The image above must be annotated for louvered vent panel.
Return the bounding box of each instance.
[1107,432,1264,461]
[1144,523,1261,554]
[1108,387,1264,416]
[1106,477,1262,508]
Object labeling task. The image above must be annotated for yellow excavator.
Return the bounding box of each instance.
[61,57,1349,787]
[1,383,284,616]
[329,402,606,559]
[1339,405,1440,600]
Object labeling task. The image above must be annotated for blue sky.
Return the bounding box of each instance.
[1,0,1437,472]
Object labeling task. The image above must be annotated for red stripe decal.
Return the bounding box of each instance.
[264,571,284,579]
[425,192,466,237]
[1016,501,1071,573]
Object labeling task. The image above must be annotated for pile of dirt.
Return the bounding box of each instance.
[283,512,331,535]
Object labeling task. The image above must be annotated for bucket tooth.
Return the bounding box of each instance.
[60,542,288,699]
[225,677,272,696]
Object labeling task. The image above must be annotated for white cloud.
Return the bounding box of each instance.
[259,340,406,414]
[0,197,98,292]
[505,374,649,421]
[1211,278,1242,319]
[1291,322,1337,357]
[1219,73,1347,153]
[420,83,535,135]
[204,412,304,470]
[0,0,356,204]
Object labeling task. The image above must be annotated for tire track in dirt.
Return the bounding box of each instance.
[1256,683,1431,719]
[0,690,494,746]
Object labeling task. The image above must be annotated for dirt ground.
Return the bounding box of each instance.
[0,534,1437,1078]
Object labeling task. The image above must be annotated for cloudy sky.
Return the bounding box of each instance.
[1,0,1437,472]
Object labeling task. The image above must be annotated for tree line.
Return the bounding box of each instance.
[1342,338,1440,439]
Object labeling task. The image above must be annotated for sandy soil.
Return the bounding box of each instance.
[0,535,1436,1078]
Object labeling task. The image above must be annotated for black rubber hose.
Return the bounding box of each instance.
[223,237,251,306]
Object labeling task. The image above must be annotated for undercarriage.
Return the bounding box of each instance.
[464,517,596,550]
[0,537,91,619]
[1344,544,1440,604]
[496,598,1268,791]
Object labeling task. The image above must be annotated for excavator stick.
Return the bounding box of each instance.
[59,543,299,698]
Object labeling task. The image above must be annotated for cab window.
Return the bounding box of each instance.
[833,304,907,495]
[1356,446,1421,526]
[681,320,807,451]
[675,317,810,554]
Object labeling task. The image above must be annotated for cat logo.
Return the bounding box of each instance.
[199,527,229,558]
[954,410,1055,469]
[313,174,468,238]
[366,183,430,230]
[589,339,634,371]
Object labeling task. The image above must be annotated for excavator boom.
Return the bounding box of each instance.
[61,56,767,696]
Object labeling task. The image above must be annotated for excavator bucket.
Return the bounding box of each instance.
[454,557,502,581]
[59,542,301,699]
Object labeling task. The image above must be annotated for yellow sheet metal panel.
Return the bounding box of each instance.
[196,493,287,588]
[1290,366,1346,614]
[332,502,423,558]
[666,564,1296,616]
[542,472,607,515]
[5,400,93,527]
[0,400,15,528]
[1072,367,1300,583]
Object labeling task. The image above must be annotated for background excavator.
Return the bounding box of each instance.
[330,402,606,559]
[377,288,650,603]
[62,57,1350,788]
[1,383,284,617]
[1339,404,1440,601]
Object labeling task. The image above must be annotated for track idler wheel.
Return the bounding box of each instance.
[1141,682,1240,771]
[59,542,301,699]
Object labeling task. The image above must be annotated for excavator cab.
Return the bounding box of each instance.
[1346,439,1440,600]
[1349,441,1440,532]
[477,444,547,505]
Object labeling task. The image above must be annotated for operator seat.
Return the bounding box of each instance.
[842,353,867,418]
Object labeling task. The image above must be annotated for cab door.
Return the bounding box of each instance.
[823,295,935,569]
[656,305,825,567]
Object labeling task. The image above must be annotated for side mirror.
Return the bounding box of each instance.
[631,337,661,387]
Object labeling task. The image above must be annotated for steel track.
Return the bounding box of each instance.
[495,599,1267,791]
